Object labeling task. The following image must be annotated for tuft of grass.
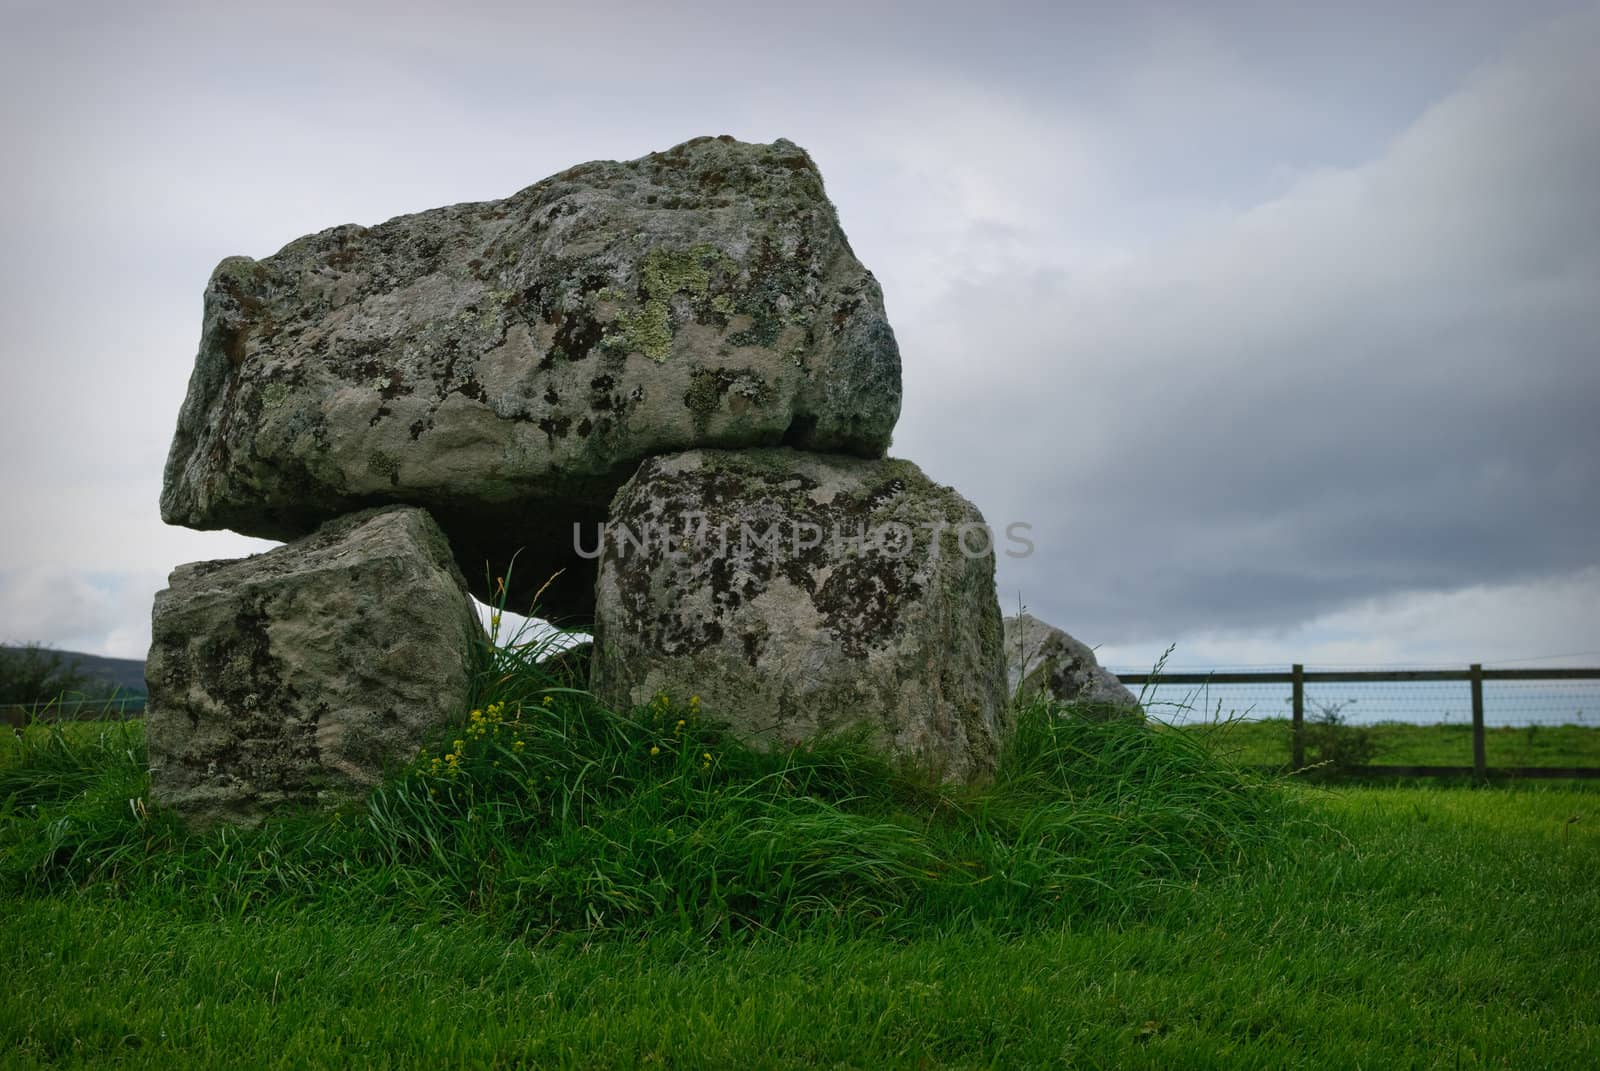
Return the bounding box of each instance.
[0,619,1293,940]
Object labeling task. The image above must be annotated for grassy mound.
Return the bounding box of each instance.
[1,629,1292,941]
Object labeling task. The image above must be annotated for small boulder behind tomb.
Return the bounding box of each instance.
[1003,613,1142,718]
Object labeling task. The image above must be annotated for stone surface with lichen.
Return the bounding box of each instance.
[145,506,483,829]
[1004,613,1142,718]
[591,448,1008,782]
[160,136,901,619]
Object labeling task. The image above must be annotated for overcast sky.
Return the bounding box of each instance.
[2,0,1596,670]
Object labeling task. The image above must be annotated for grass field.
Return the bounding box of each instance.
[3,654,1597,1067]
[1185,716,1600,771]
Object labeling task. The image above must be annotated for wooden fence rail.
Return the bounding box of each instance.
[1115,664,1600,781]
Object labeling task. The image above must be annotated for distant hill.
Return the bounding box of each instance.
[0,645,147,697]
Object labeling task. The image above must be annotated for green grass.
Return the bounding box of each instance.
[1,720,125,770]
[0,702,1281,939]
[3,630,1597,1067]
[3,783,1595,1068]
[1190,716,1600,769]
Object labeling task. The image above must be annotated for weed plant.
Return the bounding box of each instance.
[1297,700,1379,777]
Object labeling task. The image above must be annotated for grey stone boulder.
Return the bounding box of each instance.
[1004,613,1141,717]
[145,506,483,828]
[591,448,1008,781]
[160,135,901,619]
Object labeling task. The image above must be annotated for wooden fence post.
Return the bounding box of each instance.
[1471,663,1486,783]
[1292,664,1305,769]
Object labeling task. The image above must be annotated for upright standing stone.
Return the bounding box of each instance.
[592,448,1009,781]
[159,136,901,619]
[145,507,482,828]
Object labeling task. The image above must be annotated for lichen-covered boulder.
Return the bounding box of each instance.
[160,135,901,619]
[145,506,482,828]
[592,448,1008,781]
[1004,613,1141,717]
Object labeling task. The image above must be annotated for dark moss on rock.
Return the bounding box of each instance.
[593,448,1008,782]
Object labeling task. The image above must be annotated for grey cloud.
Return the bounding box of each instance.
[1,0,1595,662]
[898,10,1600,643]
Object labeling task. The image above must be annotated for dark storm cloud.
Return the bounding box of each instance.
[895,11,1600,643]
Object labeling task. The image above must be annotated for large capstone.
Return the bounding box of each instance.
[160,136,902,620]
[1003,613,1142,717]
[145,506,482,828]
[591,448,1008,781]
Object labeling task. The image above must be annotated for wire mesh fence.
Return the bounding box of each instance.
[1113,670,1600,729]
[1111,664,1600,775]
